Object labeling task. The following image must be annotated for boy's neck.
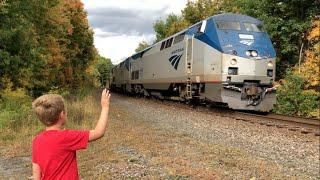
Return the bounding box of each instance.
[46,123,63,131]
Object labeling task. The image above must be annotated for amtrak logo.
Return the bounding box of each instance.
[240,40,254,46]
[169,54,183,70]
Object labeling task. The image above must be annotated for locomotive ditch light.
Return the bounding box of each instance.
[227,76,231,82]
[245,51,251,56]
[230,59,237,65]
[267,61,273,68]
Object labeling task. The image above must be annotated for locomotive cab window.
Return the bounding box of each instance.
[216,21,241,30]
[173,32,185,44]
[243,23,262,32]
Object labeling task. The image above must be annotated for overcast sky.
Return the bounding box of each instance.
[81,0,188,64]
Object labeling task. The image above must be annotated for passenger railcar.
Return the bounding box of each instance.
[110,13,277,112]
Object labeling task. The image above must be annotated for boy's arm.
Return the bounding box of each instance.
[89,89,111,142]
[32,163,41,180]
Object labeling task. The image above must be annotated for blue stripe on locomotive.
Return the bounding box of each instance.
[189,13,276,59]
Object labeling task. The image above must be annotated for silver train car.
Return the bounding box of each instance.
[110,13,277,112]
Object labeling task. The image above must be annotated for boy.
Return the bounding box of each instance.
[31,89,111,180]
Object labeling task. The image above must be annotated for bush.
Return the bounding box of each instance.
[0,89,38,131]
[274,70,319,118]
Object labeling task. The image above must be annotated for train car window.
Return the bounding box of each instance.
[188,23,202,35]
[173,32,185,44]
[165,38,173,48]
[216,21,241,30]
[160,41,166,50]
[243,23,262,32]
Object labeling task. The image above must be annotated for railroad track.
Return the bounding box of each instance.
[164,98,320,136]
[230,111,320,136]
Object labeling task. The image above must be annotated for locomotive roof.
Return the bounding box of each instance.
[211,13,261,24]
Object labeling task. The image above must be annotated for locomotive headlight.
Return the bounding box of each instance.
[250,50,258,57]
[230,59,237,65]
[267,61,273,68]
[246,50,258,57]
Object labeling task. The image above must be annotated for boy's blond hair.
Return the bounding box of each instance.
[32,94,65,126]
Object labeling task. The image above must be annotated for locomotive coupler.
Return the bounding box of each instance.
[245,85,277,106]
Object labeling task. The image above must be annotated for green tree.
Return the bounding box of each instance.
[0,0,97,96]
[135,41,149,52]
[153,14,189,42]
[182,0,220,24]
[274,70,319,117]
[0,0,40,91]
[94,56,113,87]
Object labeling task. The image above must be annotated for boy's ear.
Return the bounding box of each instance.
[59,111,65,120]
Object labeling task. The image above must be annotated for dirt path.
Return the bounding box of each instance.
[1,93,319,179]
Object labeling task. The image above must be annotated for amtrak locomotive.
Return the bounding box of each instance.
[110,13,277,112]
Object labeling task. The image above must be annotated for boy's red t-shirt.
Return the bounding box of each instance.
[32,129,89,180]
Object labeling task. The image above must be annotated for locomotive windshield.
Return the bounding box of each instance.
[243,23,262,32]
[216,21,241,30]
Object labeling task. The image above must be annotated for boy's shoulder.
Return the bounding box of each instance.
[33,129,89,142]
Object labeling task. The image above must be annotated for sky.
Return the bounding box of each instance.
[81,0,188,64]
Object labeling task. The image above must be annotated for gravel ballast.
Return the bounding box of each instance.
[111,94,320,179]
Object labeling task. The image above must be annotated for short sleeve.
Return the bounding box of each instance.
[62,130,90,151]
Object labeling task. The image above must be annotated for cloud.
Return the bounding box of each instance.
[81,0,188,63]
[94,33,155,64]
[87,6,168,37]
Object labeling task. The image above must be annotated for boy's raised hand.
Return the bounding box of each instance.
[89,89,111,142]
[101,89,111,109]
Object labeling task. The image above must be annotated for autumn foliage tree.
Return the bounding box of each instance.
[0,0,97,97]
[298,18,320,89]
[275,17,320,118]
